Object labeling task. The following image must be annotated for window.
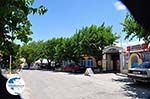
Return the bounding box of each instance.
[80,60,86,66]
[86,59,93,67]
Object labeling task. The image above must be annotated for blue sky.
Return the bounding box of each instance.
[29,0,135,47]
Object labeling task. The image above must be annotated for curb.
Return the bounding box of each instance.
[115,73,127,77]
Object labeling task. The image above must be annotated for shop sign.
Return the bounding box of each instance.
[127,43,148,51]
[108,48,119,53]
[127,46,131,51]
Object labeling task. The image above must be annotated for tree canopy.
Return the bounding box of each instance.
[20,24,118,67]
[19,41,44,66]
[71,24,118,62]
[0,0,47,68]
[122,13,150,43]
[0,0,47,45]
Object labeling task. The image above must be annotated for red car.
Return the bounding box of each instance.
[63,64,81,73]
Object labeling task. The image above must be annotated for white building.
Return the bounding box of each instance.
[102,46,127,73]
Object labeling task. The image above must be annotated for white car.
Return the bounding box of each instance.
[128,62,150,82]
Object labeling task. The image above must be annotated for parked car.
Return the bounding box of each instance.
[22,65,29,70]
[128,61,150,82]
[30,64,40,70]
[63,64,83,73]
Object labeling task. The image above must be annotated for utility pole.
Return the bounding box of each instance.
[9,55,12,74]
[9,32,14,74]
[119,33,123,47]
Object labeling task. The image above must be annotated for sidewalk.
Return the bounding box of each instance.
[115,73,128,77]
[19,71,31,99]
[3,73,19,78]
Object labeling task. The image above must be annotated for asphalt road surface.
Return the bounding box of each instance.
[20,70,150,99]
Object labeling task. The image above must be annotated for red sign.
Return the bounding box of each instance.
[141,43,148,50]
[127,43,148,51]
[127,46,131,51]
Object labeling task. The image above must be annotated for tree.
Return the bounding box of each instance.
[1,43,20,69]
[34,40,47,60]
[71,24,118,65]
[20,24,118,68]
[122,13,150,43]
[0,0,47,68]
[0,0,47,44]
[19,42,37,67]
[121,0,150,32]
[19,41,48,67]
[44,38,58,65]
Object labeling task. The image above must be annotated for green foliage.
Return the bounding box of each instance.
[0,0,47,44]
[45,38,59,61]
[45,38,71,62]
[0,43,20,69]
[122,13,149,43]
[0,0,47,69]
[19,41,42,65]
[71,24,118,61]
[20,24,118,66]
[11,57,22,70]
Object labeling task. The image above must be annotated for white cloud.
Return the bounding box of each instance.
[114,1,126,11]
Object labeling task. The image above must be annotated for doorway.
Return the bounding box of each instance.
[111,53,120,72]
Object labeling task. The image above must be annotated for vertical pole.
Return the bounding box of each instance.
[9,55,12,74]
[10,32,14,75]
[120,33,123,47]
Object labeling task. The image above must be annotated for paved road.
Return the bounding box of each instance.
[20,70,150,99]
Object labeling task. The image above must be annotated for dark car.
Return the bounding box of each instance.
[63,64,82,73]
[22,65,29,70]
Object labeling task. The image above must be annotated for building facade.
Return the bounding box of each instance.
[127,43,150,69]
[102,46,126,73]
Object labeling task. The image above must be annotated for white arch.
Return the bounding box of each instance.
[103,46,123,53]
[128,53,142,69]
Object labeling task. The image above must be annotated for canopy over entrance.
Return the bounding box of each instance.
[103,46,123,54]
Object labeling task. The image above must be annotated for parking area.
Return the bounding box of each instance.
[20,70,150,99]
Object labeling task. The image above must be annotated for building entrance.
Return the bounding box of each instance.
[111,53,120,72]
[103,46,124,73]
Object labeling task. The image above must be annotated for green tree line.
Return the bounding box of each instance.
[0,0,147,70]
[19,24,118,68]
[0,0,47,69]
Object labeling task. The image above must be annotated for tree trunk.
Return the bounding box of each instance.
[27,62,31,69]
[47,59,51,69]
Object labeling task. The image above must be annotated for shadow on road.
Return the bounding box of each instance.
[112,77,132,83]
[122,83,150,99]
[113,76,150,99]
